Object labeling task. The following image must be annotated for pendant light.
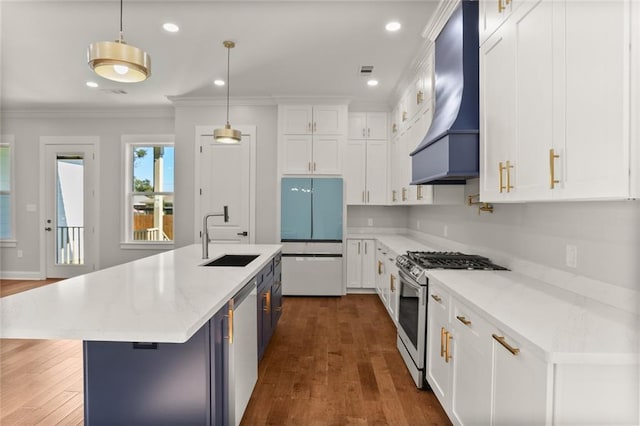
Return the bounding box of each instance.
[214,41,241,144]
[87,0,151,83]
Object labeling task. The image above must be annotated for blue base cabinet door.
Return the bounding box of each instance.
[83,303,230,426]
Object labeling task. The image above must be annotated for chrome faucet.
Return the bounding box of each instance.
[202,206,229,259]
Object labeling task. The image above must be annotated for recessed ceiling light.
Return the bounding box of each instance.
[385,22,401,32]
[163,23,180,33]
[214,79,225,86]
[86,81,99,88]
[367,79,379,87]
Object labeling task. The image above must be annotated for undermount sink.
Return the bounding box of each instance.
[201,254,259,267]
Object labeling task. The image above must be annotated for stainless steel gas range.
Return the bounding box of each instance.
[395,251,507,388]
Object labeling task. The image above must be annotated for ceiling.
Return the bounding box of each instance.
[1,0,439,110]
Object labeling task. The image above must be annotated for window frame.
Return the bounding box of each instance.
[0,135,16,247]
[121,135,175,250]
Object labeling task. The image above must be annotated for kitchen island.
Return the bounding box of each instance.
[1,243,282,425]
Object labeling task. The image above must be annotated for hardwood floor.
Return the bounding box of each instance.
[0,278,60,298]
[241,295,451,426]
[1,280,450,425]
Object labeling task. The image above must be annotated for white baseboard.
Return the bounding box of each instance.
[0,271,43,280]
[346,288,377,294]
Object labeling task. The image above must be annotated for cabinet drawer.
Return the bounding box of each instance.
[428,283,450,315]
[451,299,492,346]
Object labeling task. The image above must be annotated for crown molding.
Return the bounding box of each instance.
[166,96,276,107]
[271,96,352,105]
[1,107,175,119]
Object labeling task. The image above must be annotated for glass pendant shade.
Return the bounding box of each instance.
[87,40,151,83]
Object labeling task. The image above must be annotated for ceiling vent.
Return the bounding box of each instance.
[359,65,374,76]
[100,89,128,95]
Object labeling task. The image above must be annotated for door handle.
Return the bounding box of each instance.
[45,227,52,231]
[237,231,248,236]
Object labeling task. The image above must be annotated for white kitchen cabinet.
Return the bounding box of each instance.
[281,105,345,135]
[480,0,633,202]
[426,283,451,405]
[344,139,388,205]
[346,239,375,289]
[375,244,388,301]
[450,300,493,426]
[279,104,347,175]
[491,330,550,425]
[479,0,522,46]
[348,112,388,140]
[386,261,399,322]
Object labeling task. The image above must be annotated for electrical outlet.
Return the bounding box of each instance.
[416,220,421,230]
[367,218,373,226]
[17,249,23,258]
[566,245,577,268]
[443,225,448,237]
[26,204,37,212]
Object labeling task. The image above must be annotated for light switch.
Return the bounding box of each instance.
[566,245,577,268]
[367,218,373,226]
[26,204,37,212]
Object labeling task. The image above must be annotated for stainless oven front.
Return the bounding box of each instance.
[396,269,427,388]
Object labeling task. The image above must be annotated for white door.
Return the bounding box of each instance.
[197,126,255,244]
[43,143,97,278]
[346,240,363,288]
[344,140,366,204]
[365,140,387,204]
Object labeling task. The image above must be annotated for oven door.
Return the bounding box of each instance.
[397,269,427,369]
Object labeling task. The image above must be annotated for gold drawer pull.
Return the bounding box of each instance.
[440,327,446,358]
[445,332,452,363]
[456,315,472,326]
[505,160,514,192]
[431,294,442,303]
[549,148,560,189]
[492,334,520,356]
[499,162,505,193]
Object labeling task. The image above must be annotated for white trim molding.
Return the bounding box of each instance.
[0,271,42,280]
[0,135,16,243]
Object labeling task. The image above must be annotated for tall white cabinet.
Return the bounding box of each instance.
[279,104,348,175]
[480,0,634,202]
[346,239,376,289]
[345,112,388,205]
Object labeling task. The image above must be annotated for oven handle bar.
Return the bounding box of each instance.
[397,269,426,306]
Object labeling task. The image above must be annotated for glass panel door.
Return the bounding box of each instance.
[55,155,84,265]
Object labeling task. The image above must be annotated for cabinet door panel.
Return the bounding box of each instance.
[512,0,554,200]
[559,0,630,199]
[361,240,376,289]
[480,24,516,201]
[282,135,313,174]
[346,240,363,288]
[282,105,313,134]
[426,285,450,405]
[344,140,366,204]
[348,113,366,140]
[492,334,549,425]
[365,140,388,204]
[314,106,344,135]
[366,112,388,140]
[312,136,342,175]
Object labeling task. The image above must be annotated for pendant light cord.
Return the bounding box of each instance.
[226,46,231,126]
[119,0,124,41]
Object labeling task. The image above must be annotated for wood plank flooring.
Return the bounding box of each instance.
[241,295,451,426]
[1,280,450,425]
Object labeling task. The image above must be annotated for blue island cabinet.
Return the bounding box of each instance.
[257,252,282,361]
[83,303,230,426]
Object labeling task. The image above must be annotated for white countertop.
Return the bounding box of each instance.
[350,232,638,364]
[1,244,282,343]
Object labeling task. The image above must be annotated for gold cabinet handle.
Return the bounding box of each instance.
[498,0,505,13]
[364,242,367,255]
[357,241,361,255]
[499,161,505,193]
[362,128,366,137]
[431,294,442,303]
[445,332,452,363]
[367,128,371,137]
[456,315,472,326]
[417,185,423,200]
[227,305,234,344]
[392,123,397,133]
[362,191,365,203]
[417,90,424,105]
[549,148,560,189]
[402,187,407,201]
[506,160,514,192]
[308,122,312,132]
[378,260,383,275]
[308,161,312,171]
[263,291,271,314]
[392,190,397,202]
[492,334,520,355]
[313,122,317,132]
[390,275,396,292]
[313,162,316,172]
[367,191,370,203]
[402,111,407,122]
[440,327,446,358]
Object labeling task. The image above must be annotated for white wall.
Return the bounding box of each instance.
[172,104,278,248]
[347,205,408,229]
[1,111,175,275]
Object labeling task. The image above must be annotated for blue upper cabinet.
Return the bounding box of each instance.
[311,178,343,241]
[281,177,343,242]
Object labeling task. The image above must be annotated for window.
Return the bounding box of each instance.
[123,136,174,245]
[0,136,15,243]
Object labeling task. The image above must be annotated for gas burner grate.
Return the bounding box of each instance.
[406,251,508,271]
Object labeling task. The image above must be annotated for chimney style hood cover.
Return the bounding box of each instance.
[410,1,479,185]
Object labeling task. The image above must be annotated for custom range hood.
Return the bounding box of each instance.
[410,0,479,185]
